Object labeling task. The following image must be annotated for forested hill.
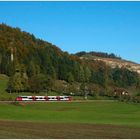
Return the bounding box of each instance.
[0,23,81,78]
[0,23,140,96]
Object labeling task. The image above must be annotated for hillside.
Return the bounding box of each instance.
[0,23,85,81]
[77,53,140,75]
[0,23,140,99]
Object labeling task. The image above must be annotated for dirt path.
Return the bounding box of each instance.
[0,120,140,139]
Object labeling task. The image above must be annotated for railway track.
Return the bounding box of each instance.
[0,100,115,103]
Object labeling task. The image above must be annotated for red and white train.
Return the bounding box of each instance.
[15,96,72,101]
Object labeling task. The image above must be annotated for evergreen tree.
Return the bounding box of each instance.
[67,72,74,84]
[13,72,24,92]
[29,73,47,93]
[79,66,85,82]
[6,63,29,92]
[84,66,91,82]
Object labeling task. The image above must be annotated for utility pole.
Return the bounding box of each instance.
[10,39,15,63]
[11,47,14,62]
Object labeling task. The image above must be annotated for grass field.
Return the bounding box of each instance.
[0,101,140,138]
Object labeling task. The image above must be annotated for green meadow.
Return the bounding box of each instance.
[0,101,140,127]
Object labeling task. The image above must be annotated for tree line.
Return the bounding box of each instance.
[75,51,121,59]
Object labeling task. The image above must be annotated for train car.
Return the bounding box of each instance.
[16,96,33,101]
[59,96,71,101]
[15,96,72,101]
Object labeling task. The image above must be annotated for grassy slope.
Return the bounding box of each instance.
[0,74,8,93]
[0,101,140,127]
[0,74,19,100]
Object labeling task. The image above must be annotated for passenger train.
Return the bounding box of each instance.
[15,96,72,101]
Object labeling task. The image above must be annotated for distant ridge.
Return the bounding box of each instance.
[75,51,140,75]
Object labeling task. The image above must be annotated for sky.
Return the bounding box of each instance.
[0,2,140,63]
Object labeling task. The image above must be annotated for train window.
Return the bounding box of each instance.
[22,96,28,98]
[39,97,44,99]
[65,96,68,98]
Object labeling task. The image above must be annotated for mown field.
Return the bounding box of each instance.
[0,101,140,138]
